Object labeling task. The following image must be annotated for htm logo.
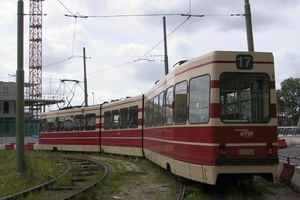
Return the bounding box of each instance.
[234,129,254,138]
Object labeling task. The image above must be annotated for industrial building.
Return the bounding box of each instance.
[0,81,62,143]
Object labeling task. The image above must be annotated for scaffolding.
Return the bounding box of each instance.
[29,0,44,118]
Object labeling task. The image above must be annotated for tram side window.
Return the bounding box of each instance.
[159,91,165,126]
[56,117,65,131]
[120,108,128,129]
[148,99,154,127]
[165,86,174,125]
[54,117,58,131]
[189,75,210,124]
[112,110,119,129]
[145,101,149,127]
[85,114,95,130]
[104,111,111,130]
[47,117,55,132]
[40,119,47,132]
[153,95,159,126]
[65,115,74,131]
[129,106,138,128]
[54,117,64,131]
[74,114,84,131]
[174,81,187,124]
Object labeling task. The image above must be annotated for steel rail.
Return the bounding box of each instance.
[1,161,71,200]
[1,156,109,200]
[236,180,251,200]
[176,181,186,200]
[59,157,109,200]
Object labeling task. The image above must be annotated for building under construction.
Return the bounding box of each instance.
[0,81,63,143]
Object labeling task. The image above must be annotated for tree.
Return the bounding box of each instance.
[276,89,285,117]
[276,77,300,125]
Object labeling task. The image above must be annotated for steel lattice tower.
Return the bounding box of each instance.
[29,0,43,118]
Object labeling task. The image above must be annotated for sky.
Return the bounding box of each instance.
[0,0,299,110]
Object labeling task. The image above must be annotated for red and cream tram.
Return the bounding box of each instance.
[100,94,144,156]
[39,50,278,185]
[39,105,101,152]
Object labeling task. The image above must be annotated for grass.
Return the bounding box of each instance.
[184,182,204,200]
[0,150,178,199]
[0,151,66,198]
[21,153,106,200]
[1,151,285,199]
[251,176,289,199]
[95,154,180,199]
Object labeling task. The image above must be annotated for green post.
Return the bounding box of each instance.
[16,0,26,173]
[163,17,169,75]
[244,0,254,51]
[83,47,88,106]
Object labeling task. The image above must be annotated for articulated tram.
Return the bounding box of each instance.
[39,51,278,185]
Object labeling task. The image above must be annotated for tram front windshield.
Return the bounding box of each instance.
[220,73,270,123]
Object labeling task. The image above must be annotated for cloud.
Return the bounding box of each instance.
[274,48,300,88]
[1,0,300,107]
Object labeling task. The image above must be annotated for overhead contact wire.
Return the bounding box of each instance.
[137,15,192,61]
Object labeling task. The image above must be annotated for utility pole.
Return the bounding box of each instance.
[244,0,254,51]
[163,17,169,75]
[92,92,94,105]
[83,47,88,106]
[16,0,26,173]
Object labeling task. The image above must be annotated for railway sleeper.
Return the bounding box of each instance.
[49,186,84,191]
[71,177,88,184]
[80,161,94,165]
[73,171,94,176]
[81,165,99,169]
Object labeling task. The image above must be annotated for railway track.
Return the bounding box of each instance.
[181,178,254,199]
[236,180,251,200]
[176,181,186,200]
[1,156,109,200]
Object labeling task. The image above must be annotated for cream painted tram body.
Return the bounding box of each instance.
[39,51,278,185]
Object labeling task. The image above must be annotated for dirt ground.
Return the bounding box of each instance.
[261,184,300,200]
[96,157,178,200]
[96,157,300,200]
